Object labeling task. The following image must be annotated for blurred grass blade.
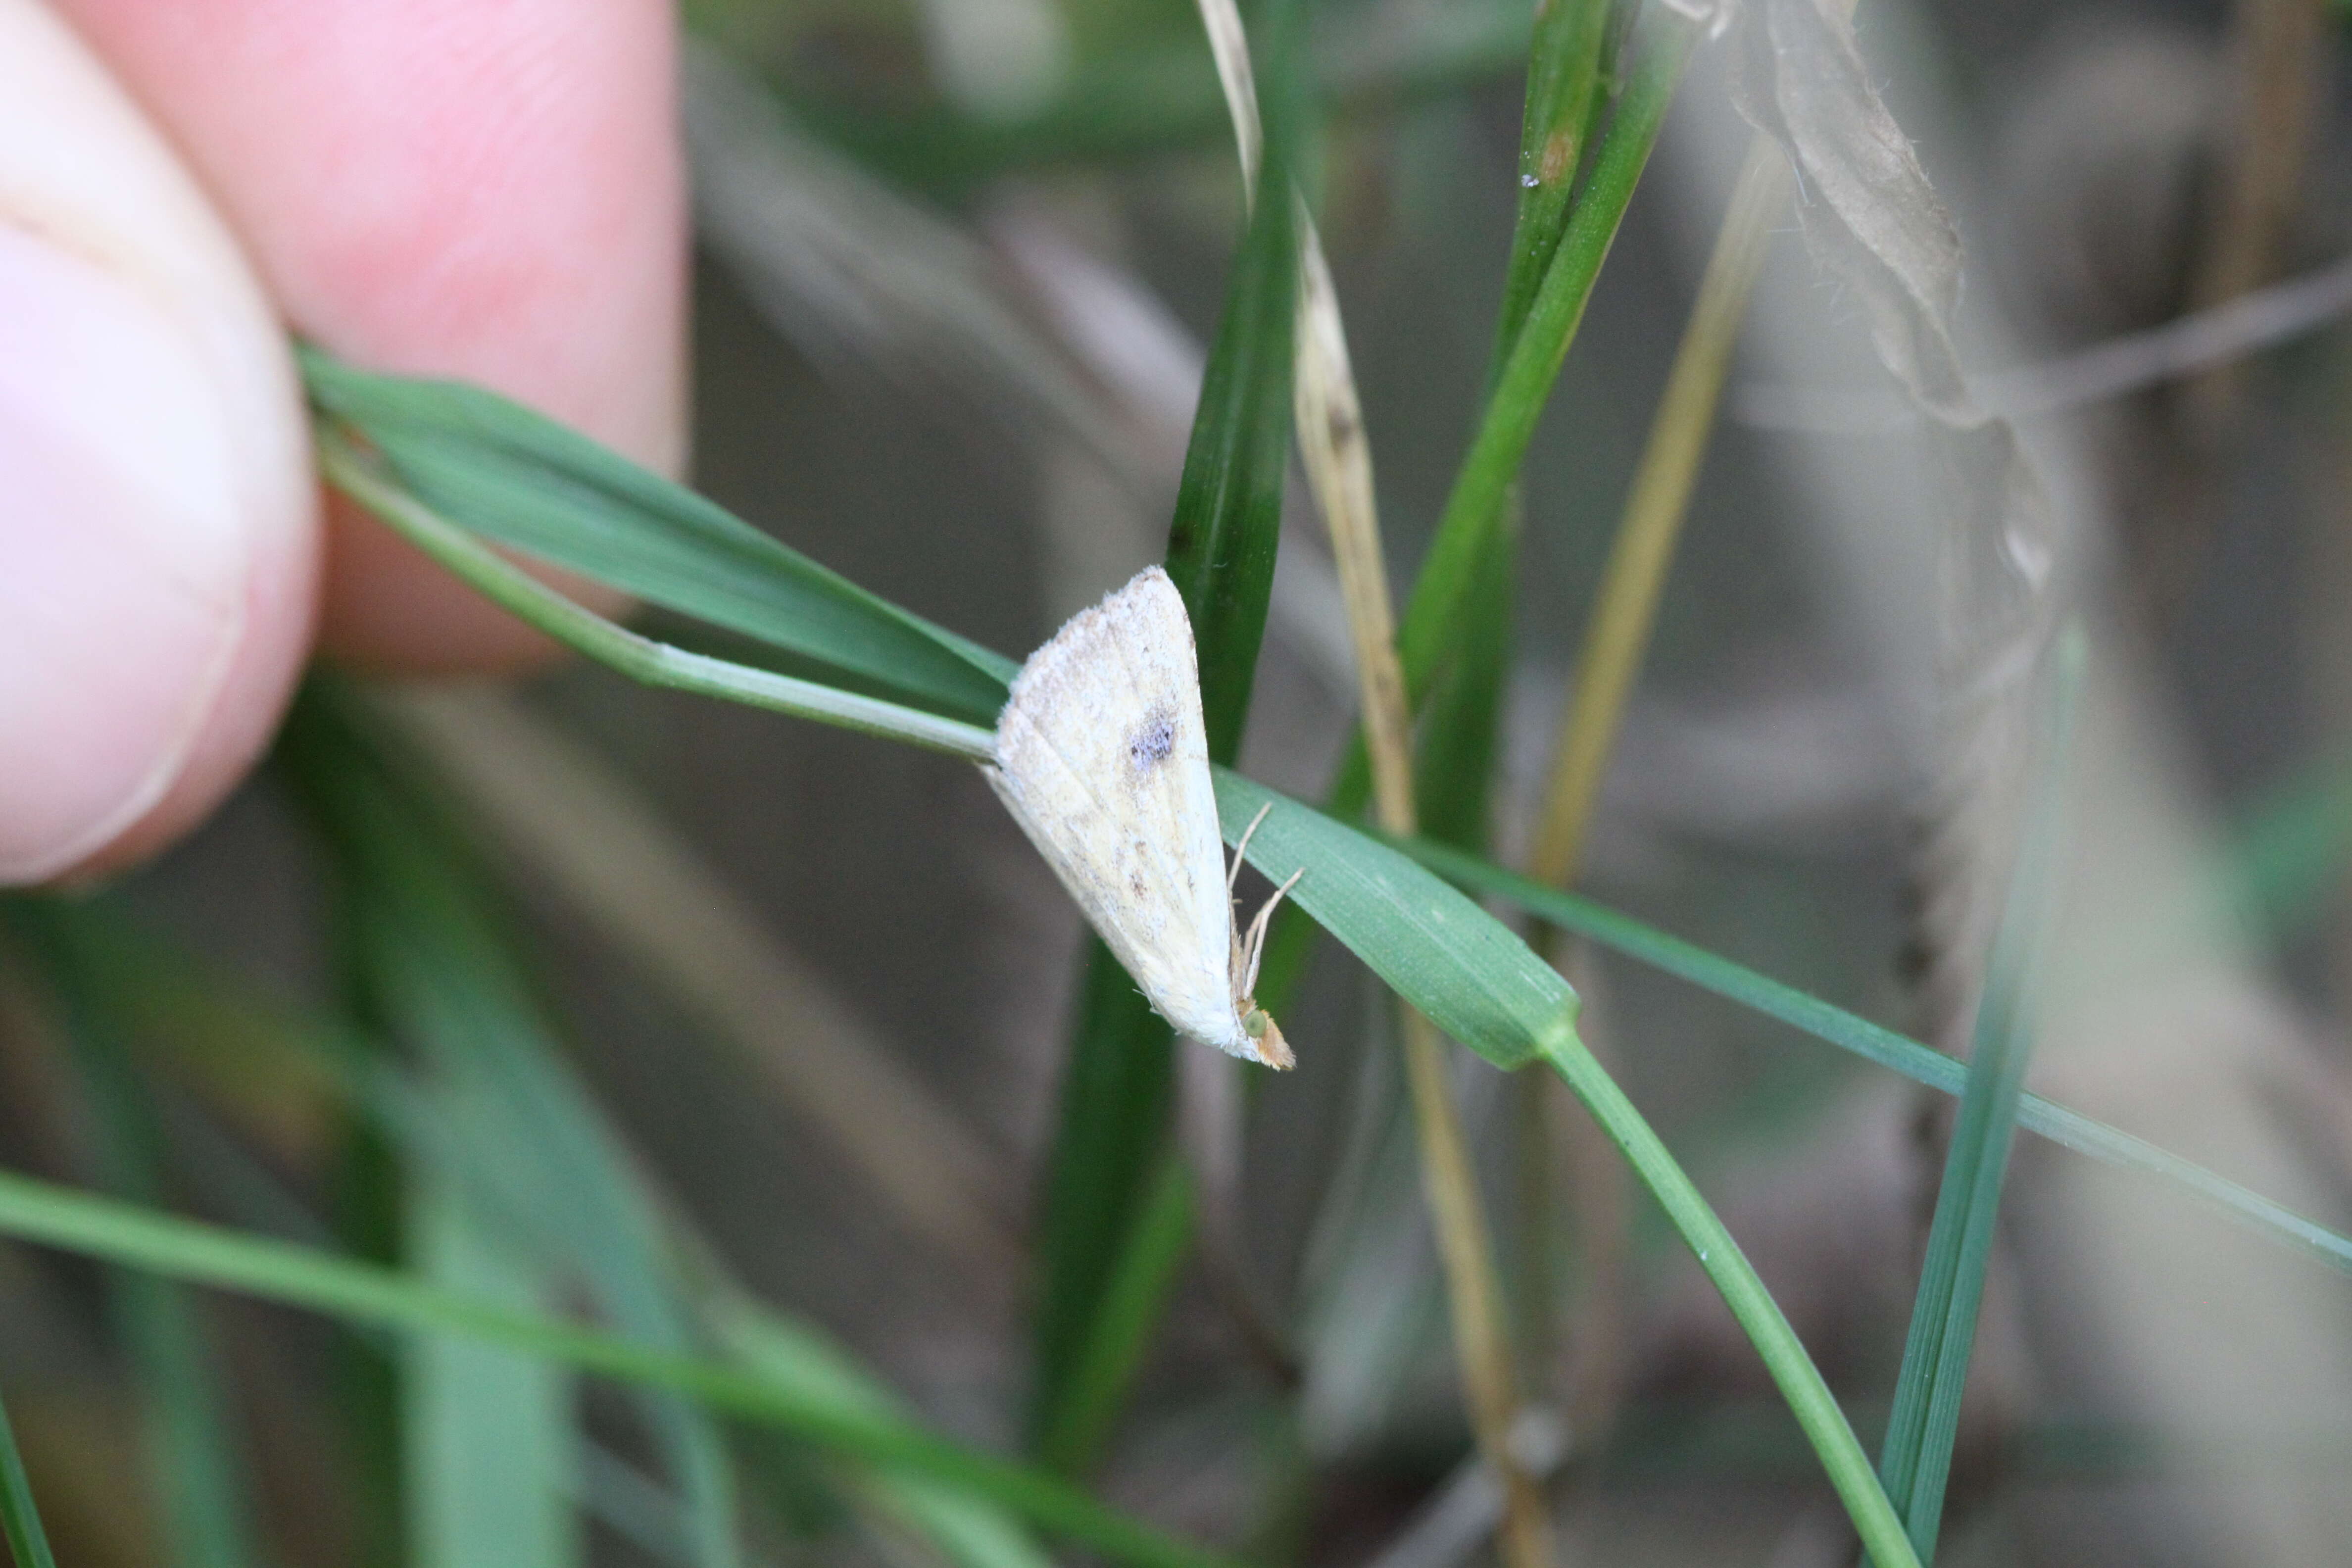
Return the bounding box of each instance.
[1028,962,1177,1461]
[1878,633,2084,1561]
[370,684,1019,1270]
[301,347,1014,722]
[0,1373,56,1568]
[10,909,263,1568]
[1526,139,1789,887]
[1029,0,1300,1470]
[1206,773,1917,1567]
[318,436,996,760]
[1388,836,2352,1280]
[710,1296,1054,1568]
[14,883,1054,1568]
[407,1171,582,1568]
[281,687,742,1568]
[1036,1158,1194,1473]
[0,1170,1239,1568]
[799,0,1532,193]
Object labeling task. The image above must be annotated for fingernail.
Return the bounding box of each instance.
[0,226,250,883]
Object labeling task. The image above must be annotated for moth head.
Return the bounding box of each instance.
[1239,1004,1295,1071]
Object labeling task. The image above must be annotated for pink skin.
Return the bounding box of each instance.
[31,0,686,878]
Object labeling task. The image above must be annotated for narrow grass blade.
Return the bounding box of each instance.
[1388,836,2352,1281]
[0,1373,56,1568]
[710,1297,1054,1568]
[1162,84,1297,758]
[1413,0,1609,865]
[0,1171,1238,1568]
[318,438,997,761]
[280,688,742,1568]
[1525,140,1790,887]
[301,347,1014,723]
[1878,634,2085,1561]
[1535,1029,1916,1568]
[1212,773,1571,1068]
[1410,514,1514,853]
[13,888,1055,1568]
[10,910,263,1568]
[1394,9,1696,706]
[1029,0,1299,1470]
[1206,774,1917,1567]
[1493,0,1613,370]
[800,0,1532,193]
[407,1171,582,1568]
[370,684,1018,1270]
[1034,1159,1194,1474]
[1203,0,1545,1550]
[1253,3,1695,1013]
[1028,964,1177,1462]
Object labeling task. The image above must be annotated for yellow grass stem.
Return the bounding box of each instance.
[1528,141,1790,890]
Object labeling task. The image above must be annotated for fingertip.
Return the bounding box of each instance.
[0,0,315,884]
[60,0,689,673]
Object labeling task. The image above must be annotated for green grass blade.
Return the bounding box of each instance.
[1387,835,2352,1281]
[1207,773,1917,1565]
[1878,634,2085,1561]
[317,438,996,760]
[1536,1030,1915,1567]
[1406,0,1607,857]
[1255,3,1692,1014]
[301,347,1014,724]
[792,0,1532,193]
[1493,0,1612,371]
[0,1372,56,1568]
[14,882,1055,1568]
[1409,507,1515,852]
[281,687,743,1568]
[711,1299,1054,1568]
[1395,10,1694,706]
[0,1170,1237,1568]
[1036,1157,1195,1474]
[1212,773,1569,1069]
[1029,0,1300,1470]
[1028,962,1177,1461]
[1162,100,1298,757]
[9,909,264,1568]
[407,1170,582,1568]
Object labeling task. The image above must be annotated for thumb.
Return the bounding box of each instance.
[0,0,315,884]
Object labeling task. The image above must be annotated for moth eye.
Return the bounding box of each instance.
[1242,1009,1268,1038]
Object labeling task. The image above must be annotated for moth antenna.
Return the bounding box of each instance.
[1227,802,1275,899]
[1241,868,1305,996]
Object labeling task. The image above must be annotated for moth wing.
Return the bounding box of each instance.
[987,567,1251,1056]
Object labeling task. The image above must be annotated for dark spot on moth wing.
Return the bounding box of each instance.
[1128,703,1177,770]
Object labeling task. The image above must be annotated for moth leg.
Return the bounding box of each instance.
[1227,801,1275,899]
[1240,868,1305,996]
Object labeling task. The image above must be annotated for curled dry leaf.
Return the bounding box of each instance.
[1730,0,2062,1045]
[1731,0,2057,681]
